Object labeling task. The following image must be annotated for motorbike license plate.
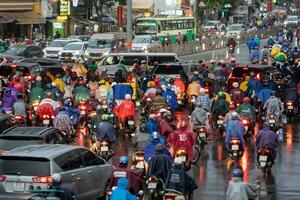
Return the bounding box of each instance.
[217,120,223,125]
[288,106,293,110]
[102,105,108,109]
[231,145,239,151]
[128,120,134,125]
[148,182,157,189]
[101,146,109,152]
[269,119,275,124]
[136,162,144,169]
[199,132,206,137]
[259,155,268,162]
[43,120,49,125]
[174,156,186,164]
[80,111,86,115]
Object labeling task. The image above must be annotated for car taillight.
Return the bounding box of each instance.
[242,119,248,125]
[15,115,22,120]
[287,102,293,106]
[0,175,6,182]
[199,128,205,132]
[231,139,239,144]
[32,176,52,183]
[100,141,108,146]
[256,73,260,80]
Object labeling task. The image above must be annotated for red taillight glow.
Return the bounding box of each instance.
[15,116,22,120]
[32,176,52,183]
[256,73,260,80]
[79,106,86,110]
[242,119,248,124]
[0,175,6,182]
[230,139,239,144]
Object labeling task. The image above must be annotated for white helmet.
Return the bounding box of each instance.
[232,111,238,119]
[52,173,62,183]
[125,94,131,100]
[232,82,239,88]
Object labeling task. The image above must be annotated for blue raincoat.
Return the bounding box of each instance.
[225,118,245,150]
[110,178,137,200]
[146,118,157,135]
[162,88,178,112]
[248,77,262,94]
[257,88,273,104]
[144,138,172,163]
[65,106,80,126]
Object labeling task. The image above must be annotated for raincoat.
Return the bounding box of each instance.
[162,88,178,112]
[186,81,201,97]
[63,85,74,99]
[88,80,99,94]
[167,129,196,164]
[147,152,173,181]
[247,39,257,49]
[46,72,65,92]
[263,96,283,117]
[73,85,90,106]
[72,63,87,78]
[275,52,288,62]
[85,97,100,112]
[211,96,229,117]
[144,138,171,163]
[110,178,137,200]
[256,126,278,151]
[225,118,245,150]
[157,119,174,137]
[226,177,257,200]
[248,77,262,94]
[112,84,133,100]
[236,103,256,122]
[191,107,209,128]
[53,111,73,135]
[257,88,273,104]
[113,99,135,123]
[150,96,168,113]
[240,76,250,92]
[132,132,151,151]
[13,82,26,93]
[65,106,80,126]
[96,121,116,142]
[2,91,17,112]
[146,118,157,135]
[174,78,185,93]
[29,82,45,103]
[96,84,109,100]
[230,88,244,105]
[165,164,198,195]
[270,46,280,57]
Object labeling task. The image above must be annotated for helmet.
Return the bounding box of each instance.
[232,82,239,88]
[149,114,156,119]
[210,60,215,64]
[155,144,163,153]
[125,94,131,100]
[148,81,155,88]
[64,99,71,106]
[102,114,110,121]
[231,111,238,119]
[119,156,128,165]
[243,97,250,103]
[139,123,147,132]
[52,173,62,183]
[152,131,159,139]
[141,60,146,64]
[229,104,236,111]
[14,76,20,82]
[46,92,52,99]
[217,91,224,98]
[163,111,172,118]
[232,168,243,178]
[203,71,208,77]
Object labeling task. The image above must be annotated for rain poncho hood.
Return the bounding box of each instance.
[110,178,137,200]
[162,88,178,112]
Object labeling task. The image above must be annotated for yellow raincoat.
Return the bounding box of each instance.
[240,76,250,92]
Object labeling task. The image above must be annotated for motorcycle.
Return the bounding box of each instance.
[261,55,268,65]
[267,113,276,130]
[146,176,164,200]
[92,140,113,161]
[12,115,25,126]
[188,95,197,112]
[241,117,253,138]
[123,116,136,139]
[131,151,146,172]
[228,45,235,54]
[196,126,207,150]
[217,115,225,138]
[229,138,243,160]
[285,100,294,121]
[257,147,274,174]
[78,101,87,119]
[42,114,54,127]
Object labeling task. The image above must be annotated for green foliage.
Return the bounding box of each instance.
[114,0,126,5]
[203,0,235,8]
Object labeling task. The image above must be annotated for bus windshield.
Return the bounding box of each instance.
[135,22,157,34]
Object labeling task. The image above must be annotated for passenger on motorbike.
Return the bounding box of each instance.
[142,81,157,101]
[146,114,157,135]
[275,50,288,63]
[260,46,270,62]
[150,89,168,113]
[63,99,80,126]
[226,168,258,200]
[263,91,283,121]
[225,112,245,151]
[195,88,211,111]
[186,79,201,98]
[162,85,178,112]
[114,94,136,124]
[224,104,236,125]
[256,123,279,160]
[73,79,90,106]
[29,78,45,104]
[191,102,209,131]
[147,144,173,182]
[165,162,198,199]
[13,94,28,123]
[236,97,256,122]
[53,106,74,136]
[110,177,138,200]
[248,71,262,95]
[132,124,152,151]
[230,82,244,106]
[257,82,274,104]
[96,114,116,144]
[85,92,100,113]
[13,76,26,93]
[227,37,236,48]
[71,58,87,78]
[157,111,175,138]
[211,92,229,125]
[167,122,196,165]
[110,157,141,196]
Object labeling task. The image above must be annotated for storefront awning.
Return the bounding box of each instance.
[0,11,45,24]
[71,16,97,26]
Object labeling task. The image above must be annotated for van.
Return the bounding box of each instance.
[85,32,127,61]
[98,52,178,76]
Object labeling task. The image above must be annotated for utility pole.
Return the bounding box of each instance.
[126,0,133,50]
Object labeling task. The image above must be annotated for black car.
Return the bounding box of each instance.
[17,58,64,68]
[0,127,69,153]
[0,63,42,80]
[0,114,13,134]
[3,45,44,58]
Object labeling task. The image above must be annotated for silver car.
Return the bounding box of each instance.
[0,145,113,199]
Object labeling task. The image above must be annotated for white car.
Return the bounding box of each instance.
[43,38,81,59]
[58,41,88,62]
[132,35,161,52]
[283,16,299,26]
[202,21,221,32]
[226,24,244,39]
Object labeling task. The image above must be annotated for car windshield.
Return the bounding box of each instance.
[0,156,50,176]
[154,65,184,75]
[133,36,151,43]
[0,136,43,151]
[49,40,69,47]
[205,22,217,27]
[135,23,157,34]
[88,39,112,48]
[287,16,298,21]
[5,46,26,56]
[228,25,242,31]
[63,43,82,50]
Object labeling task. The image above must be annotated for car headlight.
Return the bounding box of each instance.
[237,35,240,39]
[58,51,62,56]
[283,21,288,25]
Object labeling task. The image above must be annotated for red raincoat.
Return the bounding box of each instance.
[167,128,196,164]
[13,82,26,93]
[230,88,244,105]
[37,103,55,119]
[174,78,185,93]
[114,99,136,123]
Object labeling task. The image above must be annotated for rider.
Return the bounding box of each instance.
[150,89,168,113]
[13,94,28,123]
[167,122,196,165]
[226,168,258,200]
[248,71,262,95]
[267,36,275,47]
[147,144,173,182]
[96,114,116,144]
[257,82,274,105]
[49,174,75,200]
[144,132,171,162]
[260,45,270,62]
[186,79,201,99]
[29,78,45,104]
[227,37,236,48]
[263,91,283,121]
[256,123,279,160]
[211,92,229,126]
[73,79,90,106]
[110,177,138,200]
[132,124,152,151]
[224,104,236,125]
[225,111,245,151]
[162,85,178,112]
[191,102,209,131]
[195,88,211,111]
[85,92,100,113]
[114,94,136,126]
[230,82,244,106]
[236,97,256,122]
[72,58,87,78]
[13,76,26,93]
[274,50,288,63]
[53,106,74,136]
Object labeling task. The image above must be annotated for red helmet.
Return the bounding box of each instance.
[229,104,236,110]
[243,97,250,103]
[14,76,20,82]
[46,92,53,99]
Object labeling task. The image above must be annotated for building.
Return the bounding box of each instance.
[0,0,45,38]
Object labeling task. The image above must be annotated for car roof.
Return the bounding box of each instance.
[1,62,39,67]
[2,127,57,137]
[229,24,243,26]
[1,144,84,159]
[65,41,88,45]
[53,38,81,41]
[106,52,177,56]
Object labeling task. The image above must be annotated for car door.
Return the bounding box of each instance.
[79,149,111,198]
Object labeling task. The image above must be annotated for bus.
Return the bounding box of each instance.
[135,16,196,44]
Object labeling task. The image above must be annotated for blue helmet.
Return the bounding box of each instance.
[119,156,128,165]
[232,168,243,178]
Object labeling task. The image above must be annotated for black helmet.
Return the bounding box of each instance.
[156,89,162,96]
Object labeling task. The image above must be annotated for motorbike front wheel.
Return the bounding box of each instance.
[192,146,201,165]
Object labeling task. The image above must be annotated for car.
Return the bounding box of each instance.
[0,144,113,199]
[202,21,222,32]
[283,15,299,27]
[67,35,90,41]
[43,38,81,59]
[17,58,64,68]
[226,24,244,39]
[227,66,279,90]
[0,114,13,135]
[0,127,69,154]
[132,35,161,52]
[152,63,193,80]
[2,45,43,58]
[0,63,42,82]
[58,41,88,62]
